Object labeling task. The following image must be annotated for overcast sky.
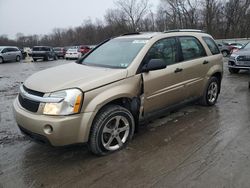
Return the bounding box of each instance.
[0,0,158,39]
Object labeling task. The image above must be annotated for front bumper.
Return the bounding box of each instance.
[13,97,94,146]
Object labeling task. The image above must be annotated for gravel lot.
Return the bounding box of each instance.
[0,58,250,188]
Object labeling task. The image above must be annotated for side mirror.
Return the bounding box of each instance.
[142,59,167,72]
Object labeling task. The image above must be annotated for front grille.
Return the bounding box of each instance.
[18,95,40,112]
[237,55,250,61]
[18,85,45,113]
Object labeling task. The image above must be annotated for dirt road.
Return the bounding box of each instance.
[0,59,250,188]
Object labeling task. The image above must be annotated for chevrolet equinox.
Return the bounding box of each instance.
[13,30,223,155]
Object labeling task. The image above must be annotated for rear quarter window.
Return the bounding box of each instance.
[203,37,220,55]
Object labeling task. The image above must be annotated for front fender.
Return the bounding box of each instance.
[82,75,142,113]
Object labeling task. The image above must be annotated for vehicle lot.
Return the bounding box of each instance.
[0,59,250,187]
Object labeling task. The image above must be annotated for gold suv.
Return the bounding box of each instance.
[13,30,223,155]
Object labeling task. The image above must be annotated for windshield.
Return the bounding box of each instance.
[53,48,61,51]
[242,43,250,50]
[81,38,148,68]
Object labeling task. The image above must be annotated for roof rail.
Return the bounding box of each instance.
[121,32,141,36]
[164,29,205,33]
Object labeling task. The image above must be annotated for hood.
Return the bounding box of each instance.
[233,49,250,56]
[24,63,128,93]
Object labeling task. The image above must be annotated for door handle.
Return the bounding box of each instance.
[203,60,209,64]
[174,68,183,73]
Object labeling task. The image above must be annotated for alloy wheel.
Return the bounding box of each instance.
[207,82,218,104]
[101,115,130,151]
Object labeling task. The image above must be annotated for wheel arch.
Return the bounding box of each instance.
[211,72,222,93]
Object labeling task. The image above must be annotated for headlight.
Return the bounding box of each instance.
[43,89,83,115]
[230,53,238,60]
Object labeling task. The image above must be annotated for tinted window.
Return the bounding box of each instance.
[33,47,40,51]
[203,37,220,55]
[144,37,178,66]
[42,47,50,51]
[53,48,61,51]
[2,48,8,53]
[179,36,206,61]
[8,48,16,52]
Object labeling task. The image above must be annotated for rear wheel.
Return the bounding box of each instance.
[229,68,240,74]
[89,105,135,156]
[200,77,220,106]
[16,55,21,62]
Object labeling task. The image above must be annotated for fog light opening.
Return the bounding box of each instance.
[44,124,53,134]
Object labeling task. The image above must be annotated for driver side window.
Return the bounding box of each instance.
[144,37,178,66]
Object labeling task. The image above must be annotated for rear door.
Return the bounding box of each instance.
[177,36,209,98]
[142,37,187,113]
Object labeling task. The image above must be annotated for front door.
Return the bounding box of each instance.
[142,37,187,114]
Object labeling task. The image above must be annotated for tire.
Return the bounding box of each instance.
[16,55,21,62]
[33,58,37,62]
[222,50,229,57]
[88,105,135,156]
[200,77,220,106]
[229,68,240,74]
[45,55,50,61]
[54,55,58,60]
[0,57,3,64]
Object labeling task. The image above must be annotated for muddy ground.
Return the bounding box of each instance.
[0,59,250,188]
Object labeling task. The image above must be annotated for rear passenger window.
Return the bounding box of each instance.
[144,37,178,66]
[203,37,220,55]
[179,36,206,61]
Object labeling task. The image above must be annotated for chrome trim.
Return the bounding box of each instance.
[20,85,64,103]
[228,65,250,69]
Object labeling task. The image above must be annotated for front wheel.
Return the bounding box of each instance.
[200,77,220,106]
[222,50,229,57]
[45,55,50,61]
[229,68,240,74]
[0,57,3,64]
[88,105,135,156]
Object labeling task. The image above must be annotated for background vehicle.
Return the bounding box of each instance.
[14,30,223,156]
[53,47,66,59]
[217,42,233,57]
[229,42,244,54]
[230,42,244,49]
[0,46,22,63]
[89,45,97,49]
[228,42,250,73]
[79,45,91,55]
[65,48,82,60]
[31,46,57,61]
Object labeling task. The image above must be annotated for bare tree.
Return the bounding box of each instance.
[115,0,149,31]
